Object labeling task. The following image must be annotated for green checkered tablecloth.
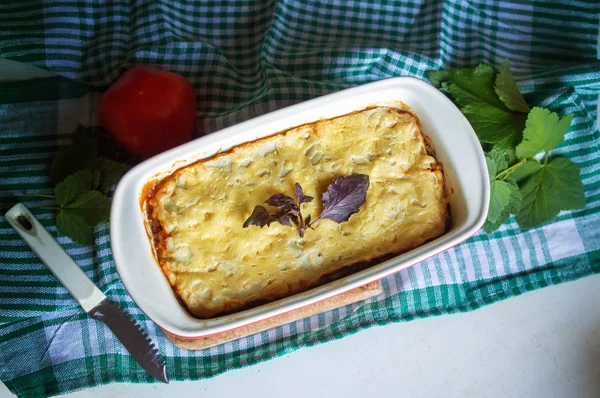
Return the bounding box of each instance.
[1,1,599,397]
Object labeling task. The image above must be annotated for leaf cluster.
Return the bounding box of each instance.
[244,174,370,237]
[30,126,128,244]
[427,61,585,232]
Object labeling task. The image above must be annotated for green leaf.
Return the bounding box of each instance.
[50,126,98,185]
[54,170,92,206]
[494,60,530,113]
[491,147,517,166]
[516,157,585,229]
[488,180,514,223]
[488,147,509,172]
[507,160,542,183]
[515,108,574,159]
[62,191,111,226]
[56,211,94,245]
[484,181,521,233]
[426,70,446,88]
[54,170,110,226]
[486,157,497,180]
[428,64,527,151]
[91,170,101,190]
[48,126,118,243]
[427,64,505,109]
[461,103,527,150]
[94,158,128,195]
[547,158,586,210]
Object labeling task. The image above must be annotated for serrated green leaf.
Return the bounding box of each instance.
[95,158,128,195]
[494,60,530,113]
[516,157,585,229]
[428,64,527,151]
[484,181,521,233]
[91,170,101,190]
[56,211,94,245]
[505,148,517,165]
[488,180,518,224]
[491,147,517,166]
[486,157,497,180]
[488,147,509,172]
[50,127,98,185]
[516,108,574,159]
[483,215,508,234]
[505,181,522,215]
[426,69,448,88]
[428,64,506,109]
[461,102,526,150]
[62,190,111,226]
[547,158,586,210]
[54,170,92,206]
[507,160,542,183]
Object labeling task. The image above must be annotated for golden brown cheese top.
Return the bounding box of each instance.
[148,107,448,318]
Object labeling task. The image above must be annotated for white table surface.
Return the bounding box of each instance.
[1,274,599,398]
[1,58,599,398]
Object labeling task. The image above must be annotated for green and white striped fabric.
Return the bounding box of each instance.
[1,1,599,397]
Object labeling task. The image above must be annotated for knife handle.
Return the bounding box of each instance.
[4,203,106,312]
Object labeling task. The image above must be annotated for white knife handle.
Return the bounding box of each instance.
[4,203,106,312]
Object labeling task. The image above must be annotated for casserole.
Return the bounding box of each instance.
[111,77,489,337]
[146,107,449,319]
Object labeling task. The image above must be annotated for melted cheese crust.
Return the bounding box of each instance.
[147,108,449,318]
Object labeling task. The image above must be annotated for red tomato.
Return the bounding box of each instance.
[100,66,197,158]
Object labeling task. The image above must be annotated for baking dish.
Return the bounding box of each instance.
[110,76,489,337]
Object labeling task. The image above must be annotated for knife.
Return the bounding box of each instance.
[4,203,168,383]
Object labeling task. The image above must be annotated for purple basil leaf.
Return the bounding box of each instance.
[319,174,369,223]
[275,210,293,226]
[278,212,300,227]
[243,206,276,228]
[290,214,300,226]
[278,214,292,226]
[294,183,305,204]
[265,193,296,210]
[295,183,313,204]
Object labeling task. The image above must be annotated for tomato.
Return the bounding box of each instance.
[100,66,197,158]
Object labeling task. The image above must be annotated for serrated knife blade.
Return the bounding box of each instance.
[4,203,168,383]
[89,299,168,383]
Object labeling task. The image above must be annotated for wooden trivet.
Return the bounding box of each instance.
[162,280,383,350]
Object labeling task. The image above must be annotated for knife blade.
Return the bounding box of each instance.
[89,299,167,383]
[4,203,168,383]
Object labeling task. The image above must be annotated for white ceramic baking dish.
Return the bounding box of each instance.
[110,76,489,338]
